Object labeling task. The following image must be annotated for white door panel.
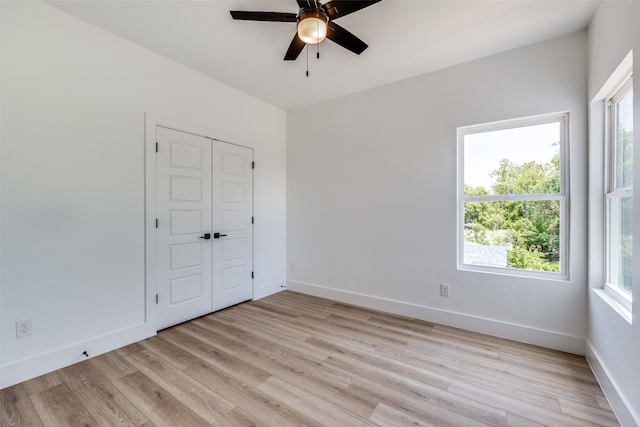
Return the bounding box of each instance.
[156,126,212,329]
[170,274,203,304]
[170,242,202,269]
[221,238,245,260]
[212,141,253,311]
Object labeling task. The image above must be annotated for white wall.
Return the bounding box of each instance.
[1,1,286,388]
[287,32,588,354]
[587,2,640,426]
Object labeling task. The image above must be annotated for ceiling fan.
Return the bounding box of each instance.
[230,0,382,61]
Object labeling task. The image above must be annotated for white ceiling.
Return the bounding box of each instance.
[47,0,600,111]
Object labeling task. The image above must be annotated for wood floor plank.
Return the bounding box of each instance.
[159,326,271,387]
[194,314,332,361]
[307,335,451,390]
[192,316,354,390]
[349,377,493,427]
[137,336,202,371]
[56,360,149,426]
[0,384,44,427]
[29,383,99,427]
[366,313,436,337]
[245,298,301,319]
[182,359,323,426]
[211,313,335,361]
[559,397,620,426]
[263,294,336,319]
[506,412,549,427]
[212,407,267,427]
[323,313,414,346]
[369,402,440,427]
[86,351,138,382]
[325,352,507,426]
[184,322,376,419]
[257,376,377,426]
[125,348,235,424]
[19,372,62,397]
[216,304,314,341]
[447,378,607,427]
[382,335,598,411]
[114,342,145,357]
[1,291,620,427]
[497,339,589,367]
[113,371,210,427]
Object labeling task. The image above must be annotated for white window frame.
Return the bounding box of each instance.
[604,76,633,312]
[457,112,570,280]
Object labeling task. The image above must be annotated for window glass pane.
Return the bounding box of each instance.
[607,196,633,296]
[615,89,634,189]
[464,122,560,195]
[463,200,560,272]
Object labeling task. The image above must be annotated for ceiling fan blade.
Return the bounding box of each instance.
[322,0,381,20]
[230,11,297,22]
[284,34,307,61]
[326,22,368,55]
[296,0,311,8]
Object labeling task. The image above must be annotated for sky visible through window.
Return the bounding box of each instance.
[619,89,634,132]
[464,122,560,192]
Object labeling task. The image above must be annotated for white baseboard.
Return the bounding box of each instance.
[1,323,155,389]
[287,280,586,355]
[586,343,639,427]
[254,280,286,300]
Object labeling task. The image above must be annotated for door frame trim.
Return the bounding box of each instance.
[145,113,254,331]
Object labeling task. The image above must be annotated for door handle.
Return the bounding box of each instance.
[200,233,211,240]
[213,233,227,239]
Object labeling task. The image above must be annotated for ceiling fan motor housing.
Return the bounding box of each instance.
[296,8,329,44]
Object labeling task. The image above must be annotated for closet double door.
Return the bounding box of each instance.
[155,126,253,330]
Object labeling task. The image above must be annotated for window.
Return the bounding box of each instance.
[605,77,633,308]
[458,113,568,278]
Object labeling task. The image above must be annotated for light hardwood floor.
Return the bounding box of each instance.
[1,291,619,426]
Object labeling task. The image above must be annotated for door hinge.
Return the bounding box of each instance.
[155,142,158,152]
[251,161,255,169]
[155,218,158,229]
[251,216,254,224]
[251,272,254,279]
[155,294,158,304]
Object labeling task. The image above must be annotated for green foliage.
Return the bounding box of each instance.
[490,152,560,195]
[507,247,559,272]
[617,196,633,292]
[464,147,561,271]
[616,122,634,189]
[465,223,489,245]
[618,127,633,290]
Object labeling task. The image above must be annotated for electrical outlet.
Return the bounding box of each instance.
[16,319,32,338]
[440,283,450,298]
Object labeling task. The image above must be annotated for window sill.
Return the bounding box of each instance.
[592,288,632,324]
[458,263,569,282]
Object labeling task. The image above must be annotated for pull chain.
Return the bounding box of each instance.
[316,19,321,59]
[305,18,323,76]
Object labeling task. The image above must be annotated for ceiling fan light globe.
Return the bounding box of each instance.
[297,11,328,44]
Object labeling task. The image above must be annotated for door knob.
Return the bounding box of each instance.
[213,233,227,239]
[200,233,211,240]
